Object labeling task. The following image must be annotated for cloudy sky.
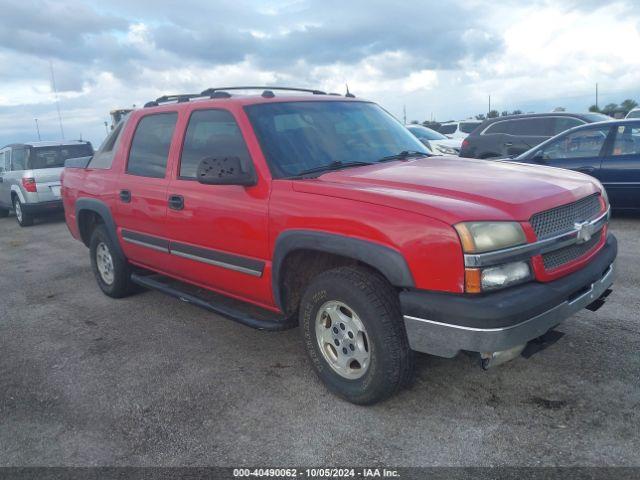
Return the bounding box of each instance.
[0,0,639,147]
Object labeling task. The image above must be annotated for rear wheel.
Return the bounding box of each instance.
[89,225,136,298]
[299,266,414,405]
[13,197,34,227]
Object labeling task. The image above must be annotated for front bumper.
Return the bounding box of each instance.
[21,200,63,215]
[401,234,617,358]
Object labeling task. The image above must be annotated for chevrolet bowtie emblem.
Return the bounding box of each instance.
[574,221,594,244]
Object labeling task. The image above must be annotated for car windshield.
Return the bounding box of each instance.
[244,101,428,178]
[28,144,93,169]
[584,113,612,123]
[408,125,447,140]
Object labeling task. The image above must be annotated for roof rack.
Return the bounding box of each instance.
[144,86,352,108]
[200,86,327,97]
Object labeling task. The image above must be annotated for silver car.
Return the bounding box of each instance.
[0,141,93,226]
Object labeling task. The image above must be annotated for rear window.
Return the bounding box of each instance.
[438,124,457,135]
[584,113,612,122]
[407,125,446,141]
[27,144,93,169]
[459,122,481,133]
[626,110,640,119]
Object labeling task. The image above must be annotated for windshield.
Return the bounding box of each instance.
[244,101,428,178]
[583,113,611,123]
[28,144,93,169]
[408,125,447,140]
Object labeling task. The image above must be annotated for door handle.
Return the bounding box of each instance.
[168,194,184,211]
[576,167,596,174]
[119,190,131,203]
[504,142,513,147]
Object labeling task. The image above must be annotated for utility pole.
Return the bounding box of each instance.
[49,60,65,139]
[403,104,407,124]
[595,83,599,110]
[34,118,41,141]
[488,94,491,115]
[104,121,109,135]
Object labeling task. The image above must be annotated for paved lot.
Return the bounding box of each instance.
[1,213,639,467]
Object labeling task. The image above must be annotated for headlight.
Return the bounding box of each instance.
[454,221,526,253]
[480,261,531,290]
[434,144,458,155]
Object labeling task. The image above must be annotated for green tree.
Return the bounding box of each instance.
[512,109,523,115]
[620,99,638,114]
[487,110,499,118]
[588,104,601,113]
[602,103,618,116]
[475,114,486,120]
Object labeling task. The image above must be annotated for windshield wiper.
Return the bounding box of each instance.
[376,150,431,162]
[289,160,374,179]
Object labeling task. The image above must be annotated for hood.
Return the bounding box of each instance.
[292,157,601,224]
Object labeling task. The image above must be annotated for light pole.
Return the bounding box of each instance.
[34,118,41,141]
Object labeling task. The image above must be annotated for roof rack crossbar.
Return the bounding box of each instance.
[200,86,327,96]
[154,93,203,104]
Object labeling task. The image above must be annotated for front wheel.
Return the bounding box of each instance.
[89,225,136,298]
[299,266,414,405]
[13,197,34,227]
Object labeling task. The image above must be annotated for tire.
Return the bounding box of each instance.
[13,197,34,227]
[0,208,9,218]
[89,224,136,298]
[299,266,414,405]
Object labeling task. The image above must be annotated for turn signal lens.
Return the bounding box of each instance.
[22,177,37,193]
[464,268,482,294]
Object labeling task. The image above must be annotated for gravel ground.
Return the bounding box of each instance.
[0,213,639,467]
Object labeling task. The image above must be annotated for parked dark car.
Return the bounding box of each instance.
[459,112,611,159]
[510,119,640,210]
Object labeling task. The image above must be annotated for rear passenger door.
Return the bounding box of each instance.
[504,118,553,156]
[163,108,272,306]
[116,112,179,268]
[598,124,640,209]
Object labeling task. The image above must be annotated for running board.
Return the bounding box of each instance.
[130,273,296,331]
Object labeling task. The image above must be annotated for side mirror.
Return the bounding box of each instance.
[196,156,257,186]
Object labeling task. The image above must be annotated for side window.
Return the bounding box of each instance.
[554,117,584,135]
[89,120,126,169]
[460,122,480,134]
[509,118,550,136]
[611,125,640,156]
[11,148,26,171]
[179,109,252,179]
[484,121,510,135]
[540,127,610,160]
[126,113,178,178]
[438,124,457,135]
[0,152,4,173]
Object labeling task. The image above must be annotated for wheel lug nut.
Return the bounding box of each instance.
[340,323,345,330]
[334,339,340,346]
[348,331,354,339]
[342,347,348,355]
[332,327,339,334]
[349,344,355,351]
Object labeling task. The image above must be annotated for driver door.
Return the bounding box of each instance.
[163,107,272,307]
[537,125,614,178]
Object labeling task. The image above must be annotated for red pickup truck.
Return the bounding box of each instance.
[62,87,617,404]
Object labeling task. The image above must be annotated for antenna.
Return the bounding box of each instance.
[345,84,355,98]
[49,60,65,139]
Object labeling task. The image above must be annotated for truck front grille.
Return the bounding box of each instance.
[542,231,602,270]
[530,194,601,240]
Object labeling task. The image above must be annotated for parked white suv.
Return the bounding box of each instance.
[438,120,482,139]
[626,108,640,119]
[0,141,93,226]
[406,125,462,155]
